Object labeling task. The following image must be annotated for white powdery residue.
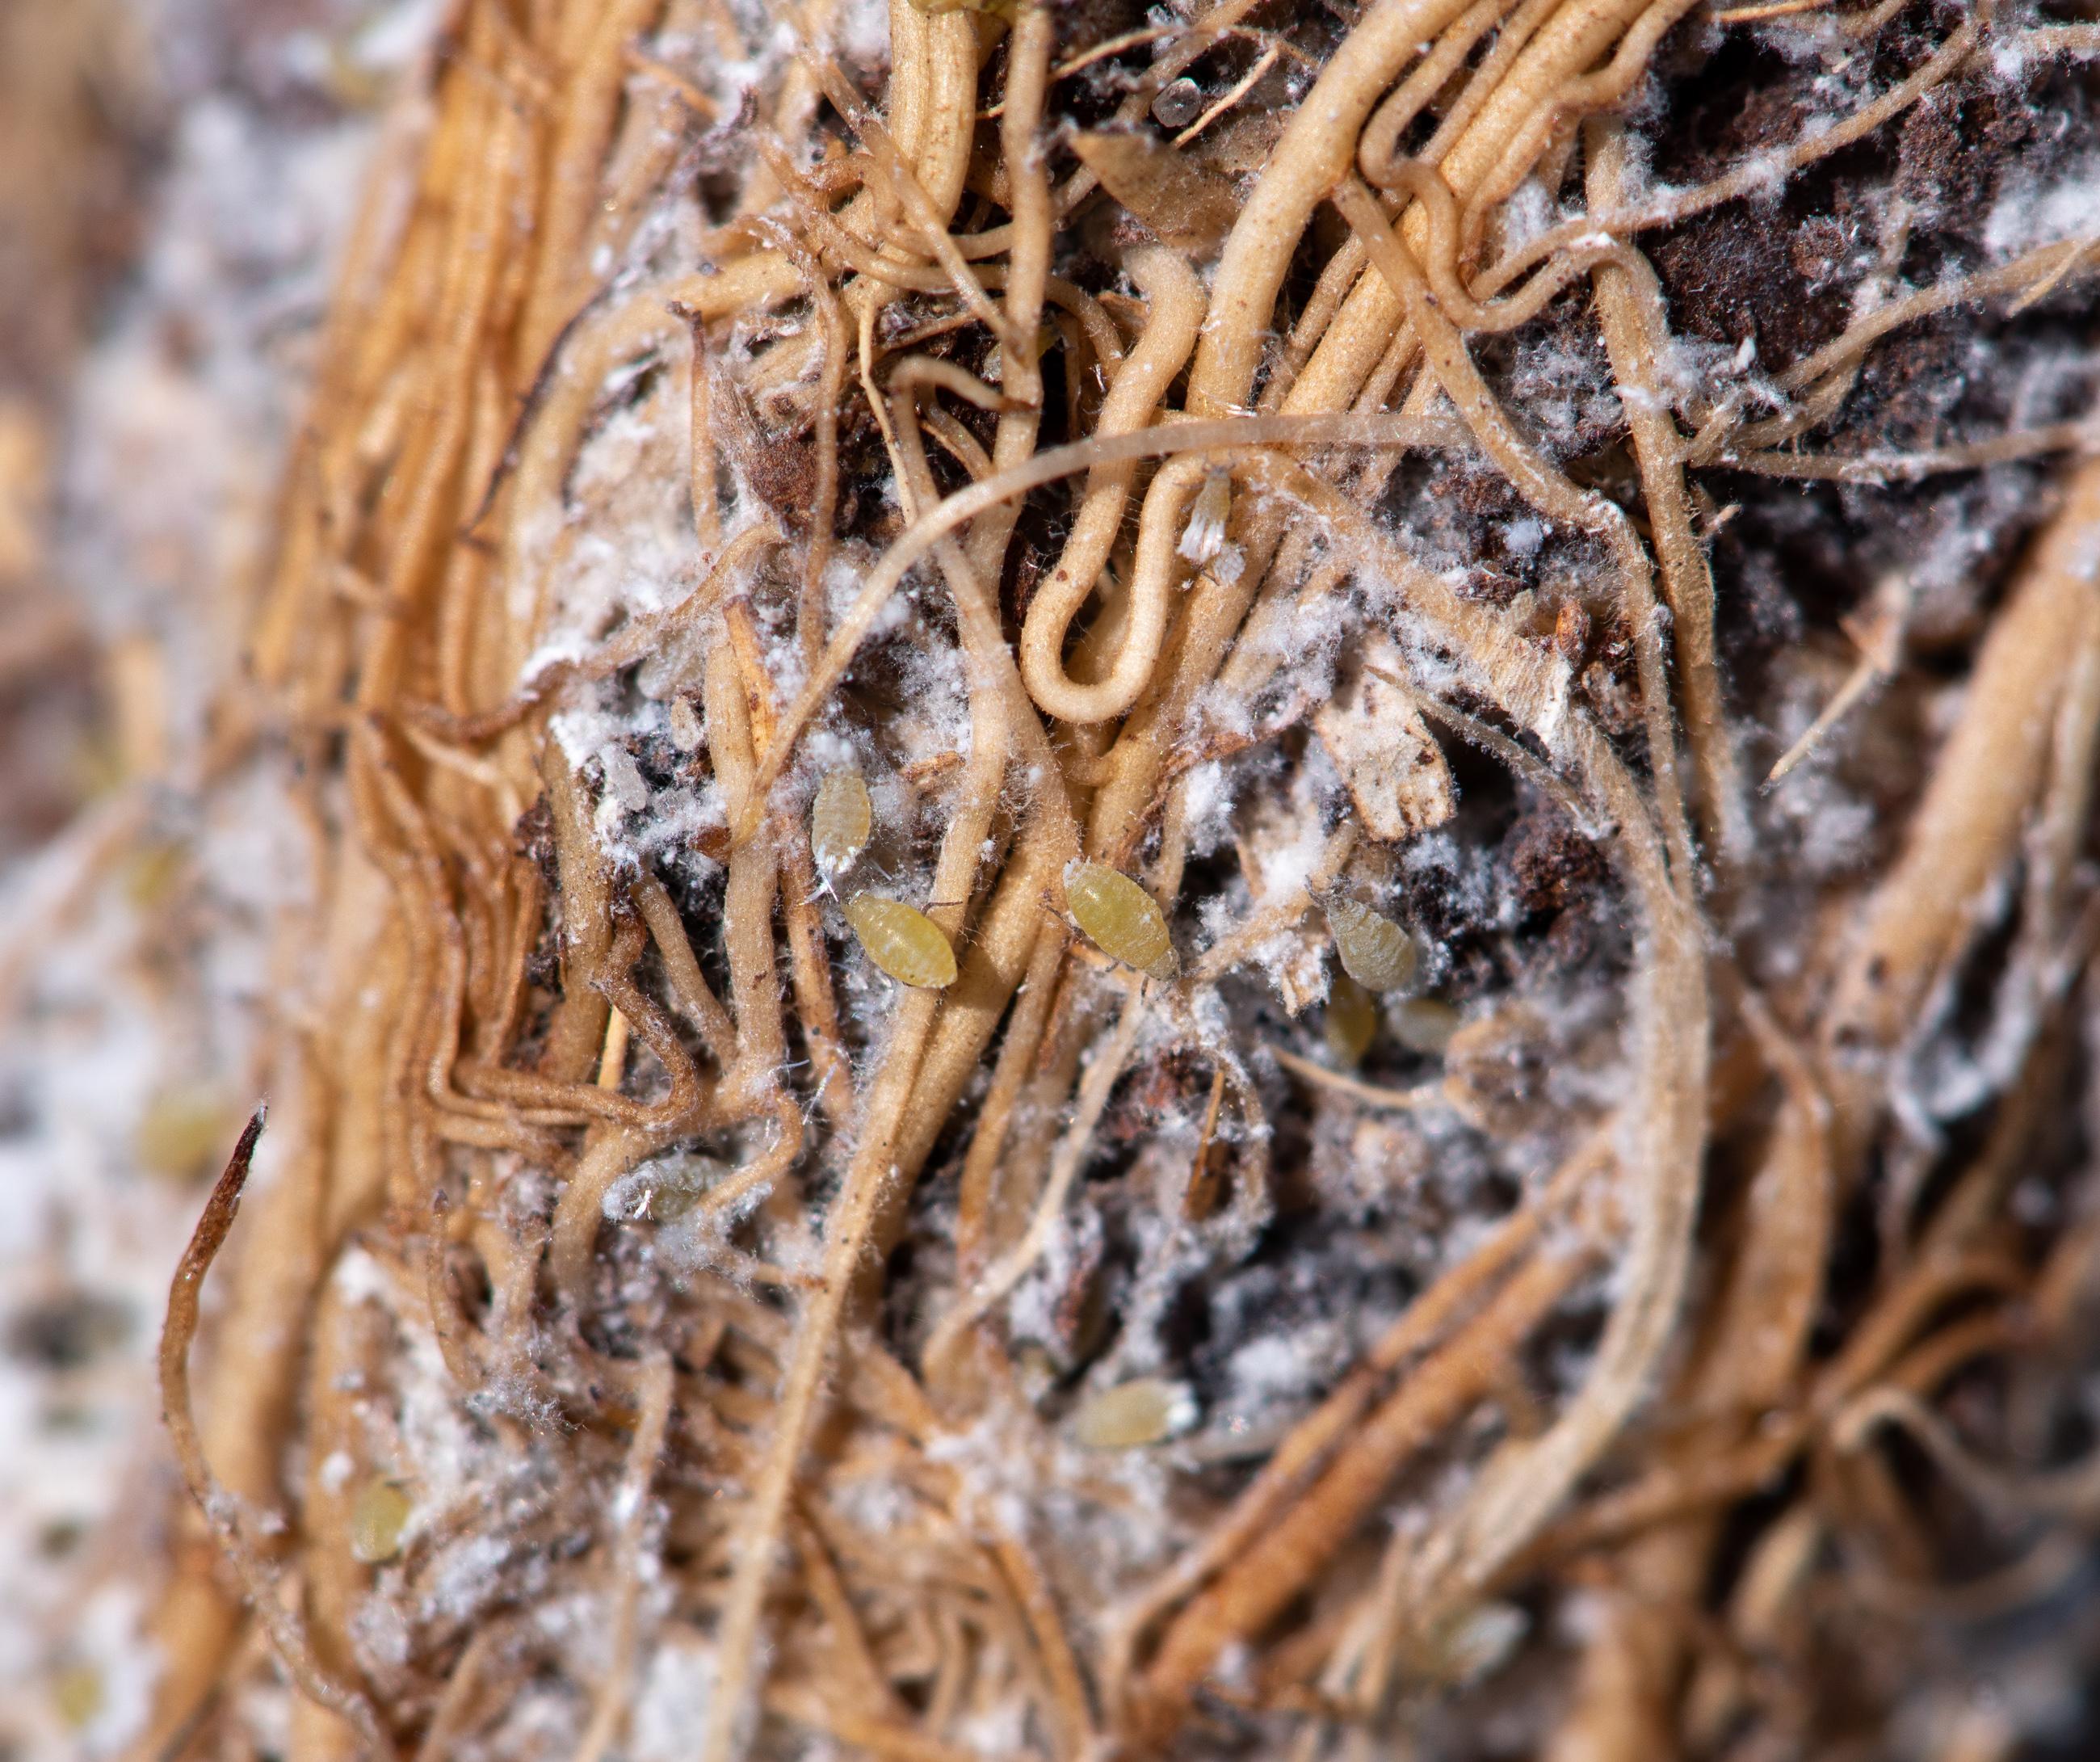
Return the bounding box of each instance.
[1990,36,2037,85]
[531,378,702,687]
[957,1697,1031,1760]
[598,743,650,815]
[823,1466,917,1545]
[1039,1411,1179,1555]
[330,1243,394,1309]
[594,786,628,852]
[882,625,974,789]
[551,696,728,869]
[333,1245,498,1530]
[1249,784,1329,902]
[1197,881,1250,950]
[655,1184,781,1285]
[1191,674,1258,745]
[344,0,446,74]
[535,1591,620,1675]
[830,0,899,67]
[1228,1329,1342,1408]
[1182,981,1237,1054]
[800,725,862,781]
[827,543,908,633]
[1004,1206,1102,1352]
[1984,154,2100,261]
[1402,830,1496,944]
[547,524,666,658]
[478,1685,587,1758]
[631,1630,720,1762]
[549,703,624,773]
[1495,179,1564,255]
[1500,515,1545,558]
[1177,759,1236,860]
[1212,1641,1255,1689]
[924,1414,1038,1540]
[768,1214,826,1283]
[519,630,595,691]
[423,1532,514,1625]
[1735,145,1792,206]
[351,1592,414,1673]
[632,786,724,868]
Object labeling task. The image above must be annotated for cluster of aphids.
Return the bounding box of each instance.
[812,772,1422,1008]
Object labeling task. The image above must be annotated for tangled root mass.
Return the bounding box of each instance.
[143,0,2100,1757]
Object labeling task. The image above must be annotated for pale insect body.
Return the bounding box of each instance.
[1066,860,1178,981]
[844,892,958,988]
[1324,970,1380,1065]
[810,770,873,881]
[1070,1377,1197,1449]
[349,1477,413,1564]
[1325,896,1419,993]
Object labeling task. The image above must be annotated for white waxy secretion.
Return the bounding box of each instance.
[1066,860,1178,980]
[810,770,873,877]
[844,893,957,988]
[1326,898,1418,993]
[1178,469,1233,565]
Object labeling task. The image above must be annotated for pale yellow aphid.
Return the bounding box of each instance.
[1071,1377,1196,1449]
[844,893,958,988]
[1326,897,1418,993]
[1324,971,1380,1066]
[810,770,872,879]
[1392,996,1461,1056]
[52,1663,103,1730]
[349,1477,414,1565]
[134,1084,230,1181]
[1066,860,1178,981]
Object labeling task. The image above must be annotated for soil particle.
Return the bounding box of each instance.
[1501,806,1606,920]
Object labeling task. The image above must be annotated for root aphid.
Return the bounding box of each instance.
[348,1478,413,1565]
[1325,896,1421,993]
[1065,860,1178,982]
[843,893,958,989]
[1391,995,1462,1057]
[1324,971,1381,1065]
[809,769,872,881]
[1071,1377,1198,1450]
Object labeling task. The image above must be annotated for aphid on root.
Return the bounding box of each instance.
[1391,995,1460,1056]
[844,893,957,989]
[1324,971,1381,1065]
[809,769,872,881]
[1071,1377,1197,1450]
[349,1477,414,1564]
[1324,896,1419,993]
[1065,860,1178,982]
